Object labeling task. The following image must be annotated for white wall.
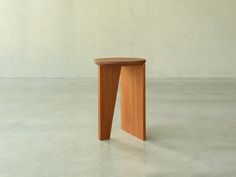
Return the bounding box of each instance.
[0,0,235,78]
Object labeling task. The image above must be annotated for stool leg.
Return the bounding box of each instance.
[98,65,121,140]
[120,64,146,140]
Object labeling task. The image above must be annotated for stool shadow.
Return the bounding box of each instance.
[146,121,203,151]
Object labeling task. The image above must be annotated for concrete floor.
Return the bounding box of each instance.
[0,78,236,177]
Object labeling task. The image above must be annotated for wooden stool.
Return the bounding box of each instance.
[94,58,146,141]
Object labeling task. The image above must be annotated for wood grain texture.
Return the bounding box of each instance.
[95,58,145,66]
[120,64,146,140]
[98,65,121,140]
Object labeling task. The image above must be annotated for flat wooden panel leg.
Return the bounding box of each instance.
[120,64,146,140]
[98,65,121,140]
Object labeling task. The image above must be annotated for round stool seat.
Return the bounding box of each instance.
[95,57,146,66]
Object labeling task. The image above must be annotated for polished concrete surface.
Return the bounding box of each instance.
[0,78,236,177]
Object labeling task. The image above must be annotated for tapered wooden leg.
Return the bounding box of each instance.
[98,65,121,140]
[120,64,146,140]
